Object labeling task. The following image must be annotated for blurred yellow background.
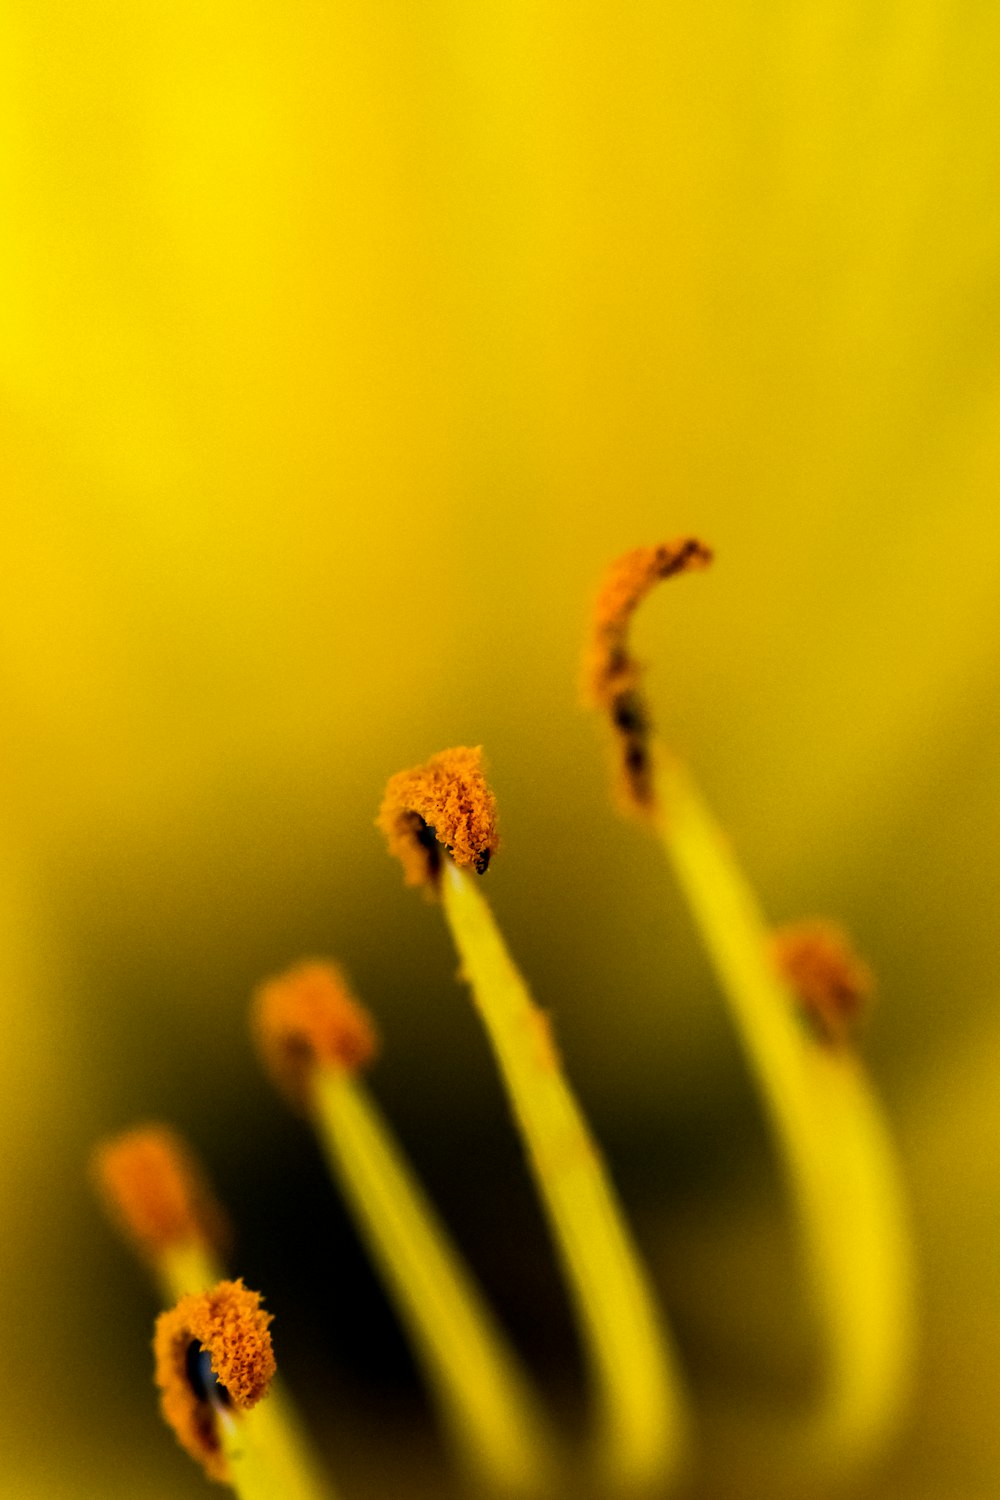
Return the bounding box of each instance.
[3,2,1000,1496]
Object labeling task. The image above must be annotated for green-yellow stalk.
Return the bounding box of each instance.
[655,753,914,1473]
[216,1404,298,1500]
[312,1063,558,1497]
[441,859,689,1496]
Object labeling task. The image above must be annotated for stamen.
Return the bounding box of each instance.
[376,745,499,889]
[91,1124,228,1295]
[584,545,915,1480]
[253,959,557,1497]
[772,919,875,1047]
[94,1126,338,1500]
[252,960,379,1109]
[154,1279,275,1484]
[584,539,713,814]
[380,753,689,1494]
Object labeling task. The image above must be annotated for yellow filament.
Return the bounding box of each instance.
[312,1063,557,1497]
[159,1241,223,1303]
[229,1380,336,1500]
[215,1405,300,1500]
[441,859,688,1495]
[656,755,914,1472]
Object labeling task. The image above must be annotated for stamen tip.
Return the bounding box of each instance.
[586,538,713,706]
[771,919,875,1046]
[377,745,500,890]
[585,540,713,816]
[253,960,379,1108]
[154,1278,275,1480]
[91,1124,228,1265]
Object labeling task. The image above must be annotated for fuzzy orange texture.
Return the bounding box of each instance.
[772,919,875,1046]
[252,959,379,1108]
[376,745,500,888]
[92,1124,229,1265]
[584,539,714,708]
[154,1279,275,1482]
[584,540,713,814]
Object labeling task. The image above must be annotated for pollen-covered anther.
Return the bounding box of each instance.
[771,919,875,1046]
[253,960,379,1108]
[154,1278,276,1482]
[91,1124,229,1265]
[377,745,500,889]
[584,539,713,813]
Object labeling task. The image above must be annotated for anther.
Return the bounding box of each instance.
[584,539,713,815]
[772,919,875,1047]
[377,746,500,890]
[252,960,379,1110]
[154,1279,275,1480]
[91,1123,229,1266]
